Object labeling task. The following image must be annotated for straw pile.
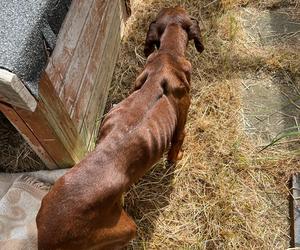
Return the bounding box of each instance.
[107,0,300,249]
[0,0,298,248]
[0,112,45,172]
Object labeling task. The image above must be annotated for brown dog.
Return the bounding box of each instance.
[36,6,204,250]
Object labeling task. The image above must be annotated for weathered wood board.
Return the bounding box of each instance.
[46,0,128,150]
[0,102,56,168]
[12,73,86,168]
[60,0,110,112]
[0,72,87,169]
[46,0,93,94]
[82,4,122,150]
[0,69,37,111]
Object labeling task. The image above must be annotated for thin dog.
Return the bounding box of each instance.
[36,6,204,250]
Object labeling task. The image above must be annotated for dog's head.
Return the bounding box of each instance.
[144,6,204,57]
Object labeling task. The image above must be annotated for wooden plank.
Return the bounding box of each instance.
[60,0,110,113]
[14,73,86,168]
[81,3,121,149]
[0,102,57,169]
[14,106,75,169]
[88,21,121,150]
[80,2,119,147]
[46,0,93,93]
[70,0,117,139]
[290,173,300,247]
[0,69,37,111]
[39,73,86,162]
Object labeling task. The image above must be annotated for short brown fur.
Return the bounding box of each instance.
[36,6,204,250]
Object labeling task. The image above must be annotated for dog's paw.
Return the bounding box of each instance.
[176,150,183,161]
[167,150,183,164]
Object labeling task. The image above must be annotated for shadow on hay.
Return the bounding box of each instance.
[0,112,45,172]
[268,8,300,150]
[125,162,175,249]
[239,5,300,149]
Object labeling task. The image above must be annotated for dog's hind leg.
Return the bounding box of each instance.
[167,95,190,163]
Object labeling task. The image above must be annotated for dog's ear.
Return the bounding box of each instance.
[188,18,204,53]
[144,21,160,57]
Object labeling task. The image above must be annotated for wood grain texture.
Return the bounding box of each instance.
[45,0,127,153]
[39,73,86,163]
[60,0,109,112]
[0,69,37,111]
[0,102,57,169]
[81,2,122,150]
[14,106,75,168]
[70,0,118,144]
[14,73,86,169]
[46,0,93,93]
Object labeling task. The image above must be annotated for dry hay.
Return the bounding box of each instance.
[0,112,45,172]
[107,0,300,249]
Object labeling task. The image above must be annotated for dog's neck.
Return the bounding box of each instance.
[159,23,188,57]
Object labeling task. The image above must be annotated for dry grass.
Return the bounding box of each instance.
[107,0,300,249]
[0,0,298,248]
[0,112,45,172]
